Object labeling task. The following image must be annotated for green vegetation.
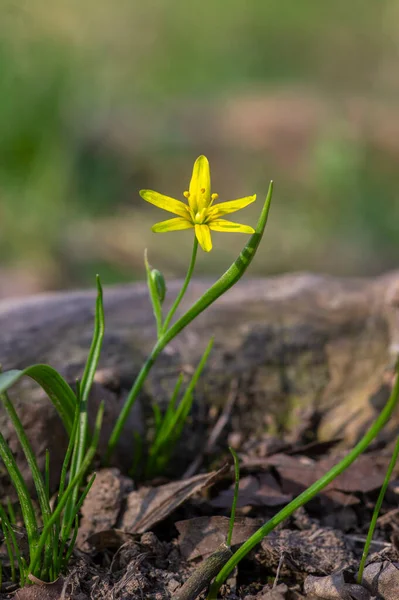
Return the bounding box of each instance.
[1,1,398,291]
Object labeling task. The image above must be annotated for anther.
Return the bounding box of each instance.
[211,193,219,201]
[183,191,190,198]
[201,188,206,194]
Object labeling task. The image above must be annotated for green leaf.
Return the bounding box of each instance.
[0,366,76,435]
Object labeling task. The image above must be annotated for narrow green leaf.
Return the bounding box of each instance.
[146,338,213,477]
[0,366,76,435]
[0,431,38,562]
[80,275,105,406]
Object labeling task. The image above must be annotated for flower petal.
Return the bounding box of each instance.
[189,156,211,212]
[195,224,213,252]
[208,219,255,233]
[140,190,190,218]
[207,194,256,219]
[152,217,194,232]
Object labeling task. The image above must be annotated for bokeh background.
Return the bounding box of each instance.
[1,1,399,299]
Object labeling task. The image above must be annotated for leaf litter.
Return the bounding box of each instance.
[2,411,399,599]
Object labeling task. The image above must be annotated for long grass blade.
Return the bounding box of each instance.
[0,431,38,562]
[146,338,213,476]
[70,277,104,516]
[0,366,76,435]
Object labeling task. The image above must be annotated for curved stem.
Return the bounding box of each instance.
[162,238,198,332]
[357,431,399,583]
[207,366,399,599]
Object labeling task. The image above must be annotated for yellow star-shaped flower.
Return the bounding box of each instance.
[140,155,256,252]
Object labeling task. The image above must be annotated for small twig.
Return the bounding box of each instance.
[345,534,391,548]
[184,380,239,478]
[273,551,285,589]
[175,543,233,600]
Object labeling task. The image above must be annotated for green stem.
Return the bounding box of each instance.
[207,366,399,599]
[162,238,198,332]
[357,432,399,583]
[106,352,159,461]
[106,184,273,461]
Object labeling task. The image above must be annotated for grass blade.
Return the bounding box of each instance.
[0,366,76,435]
[146,338,213,477]
[0,430,38,563]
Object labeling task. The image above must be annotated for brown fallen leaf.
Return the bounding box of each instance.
[77,468,133,549]
[304,571,370,600]
[257,453,390,504]
[176,515,263,561]
[210,473,292,509]
[121,464,229,534]
[85,528,137,551]
[361,560,399,600]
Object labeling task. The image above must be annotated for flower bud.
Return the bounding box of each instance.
[150,269,166,304]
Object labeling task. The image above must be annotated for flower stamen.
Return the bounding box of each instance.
[183,191,190,199]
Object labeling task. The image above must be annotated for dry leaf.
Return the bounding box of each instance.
[304,571,370,599]
[176,515,262,561]
[77,468,132,549]
[260,453,389,505]
[211,473,292,509]
[121,464,228,534]
[85,528,137,551]
[362,561,399,600]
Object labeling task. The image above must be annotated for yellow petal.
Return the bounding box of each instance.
[140,190,190,219]
[189,156,211,212]
[195,224,212,252]
[209,219,255,233]
[207,194,256,219]
[152,217,194,232]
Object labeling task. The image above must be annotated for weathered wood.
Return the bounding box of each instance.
[0,272,398,488]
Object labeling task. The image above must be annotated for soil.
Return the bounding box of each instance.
[2,401,399,600]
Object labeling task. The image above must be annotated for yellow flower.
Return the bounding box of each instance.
[140,155,256,252]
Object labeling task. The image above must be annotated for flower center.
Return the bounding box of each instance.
[194,208,207,224]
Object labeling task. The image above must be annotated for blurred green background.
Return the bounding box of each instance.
[1,0,398,298]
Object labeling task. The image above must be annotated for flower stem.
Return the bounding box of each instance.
[207,365,399,599]
[357,431,399,583]
[106,186,273,461]
[162,238,198,333]
[106,350,159,463]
